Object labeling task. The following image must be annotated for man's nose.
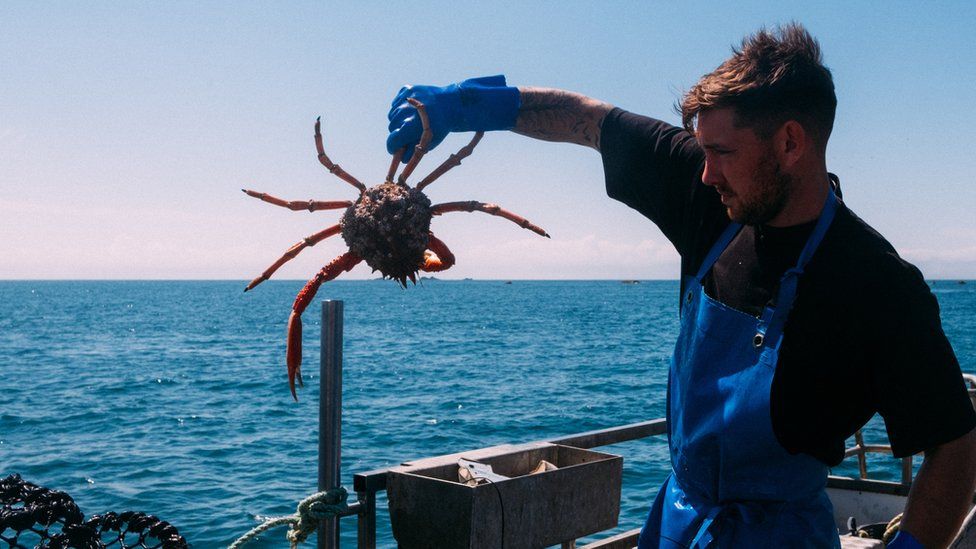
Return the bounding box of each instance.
[701,158,724,187]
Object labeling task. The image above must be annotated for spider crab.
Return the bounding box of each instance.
[244,98,550,400]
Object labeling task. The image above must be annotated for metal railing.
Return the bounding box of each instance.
[845,430,913,485]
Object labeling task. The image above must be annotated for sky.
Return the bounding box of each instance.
[2,1,974,280]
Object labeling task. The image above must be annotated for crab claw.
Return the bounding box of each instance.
[286,310,304,400]
[285,252,362,401]
[420,233,456,272]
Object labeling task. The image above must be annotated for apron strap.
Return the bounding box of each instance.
[695,221,742,283]
[681,222,741,315]
[760,190,839,350]
[689,506,721,548]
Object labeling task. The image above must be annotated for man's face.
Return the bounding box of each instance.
[696,108,792,225]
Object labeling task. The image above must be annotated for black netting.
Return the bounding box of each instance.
[0,475,187,549]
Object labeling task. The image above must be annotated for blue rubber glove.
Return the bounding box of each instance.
[387,75,520,162]
[886,530,924,548]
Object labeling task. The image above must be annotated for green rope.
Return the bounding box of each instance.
[228,487,349,549]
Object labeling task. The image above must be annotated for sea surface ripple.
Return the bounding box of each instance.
[0,280,972,547]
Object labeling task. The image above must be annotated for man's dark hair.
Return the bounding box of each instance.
[681,23,837,149]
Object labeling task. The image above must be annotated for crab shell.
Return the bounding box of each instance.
[340,182,432,282]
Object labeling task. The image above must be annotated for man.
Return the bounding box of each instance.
[386,24,976,548]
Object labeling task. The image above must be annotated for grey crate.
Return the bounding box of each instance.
[387,442,623,549]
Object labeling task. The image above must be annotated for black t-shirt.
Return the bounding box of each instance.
[601,107,975,466]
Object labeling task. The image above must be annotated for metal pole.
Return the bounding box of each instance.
[319,300,343,549]
[357,490,376,549]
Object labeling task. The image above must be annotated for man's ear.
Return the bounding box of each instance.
[776,120,807,169]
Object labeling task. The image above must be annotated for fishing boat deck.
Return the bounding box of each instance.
[346,371,976,548]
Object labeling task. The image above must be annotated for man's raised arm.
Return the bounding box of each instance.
[387,76,613,160]
[513,87,613,151]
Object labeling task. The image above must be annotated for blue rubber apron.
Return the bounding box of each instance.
[638,191,841,548]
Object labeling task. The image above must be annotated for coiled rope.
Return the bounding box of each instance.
[228,487,349,549]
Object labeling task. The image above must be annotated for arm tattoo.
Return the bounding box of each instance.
[513,87,613,151]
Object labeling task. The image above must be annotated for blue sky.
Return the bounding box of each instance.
[2,2,974,279]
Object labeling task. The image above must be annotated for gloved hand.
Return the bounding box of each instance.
[885,530,923,548]
[387,75,520,162]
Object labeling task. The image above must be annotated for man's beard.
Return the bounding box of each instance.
[731,154,793,226]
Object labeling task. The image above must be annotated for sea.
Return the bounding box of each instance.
[1,280,973,548]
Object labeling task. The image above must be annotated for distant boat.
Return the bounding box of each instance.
[621,280,641,284]
[959,280,968,285]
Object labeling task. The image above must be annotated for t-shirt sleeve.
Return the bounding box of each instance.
[865,254,976,456]
[600,108,718,256]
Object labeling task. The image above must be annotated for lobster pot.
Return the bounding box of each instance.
[387,442,623,549]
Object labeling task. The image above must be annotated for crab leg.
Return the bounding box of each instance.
[396,98,434,186]
[420,233,456,272]
[244,225,343,291]
[242,189,352,212]
[287,251,362,400]
[315,117,367,193]
[432,201,551,238]
[416,132,484,191]
[386,147,405,183]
